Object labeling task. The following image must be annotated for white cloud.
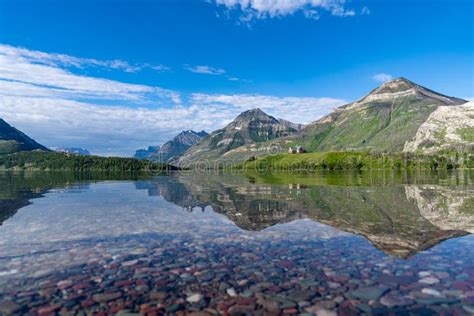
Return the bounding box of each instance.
[372,73,393,83]
[361,6,370,15]
[184,64,247,82]
[0,94,344,156]
[0,96,207,156]
[185,65,226,75]
[0,44,169,73]
[0,45,180,104]
[190,93,346,125]
[213,0,359,22]
[0,44,345,156]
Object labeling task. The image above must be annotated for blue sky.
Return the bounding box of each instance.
[0,0,473,156]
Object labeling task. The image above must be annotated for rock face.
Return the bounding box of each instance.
[292,78,467,153]
[179,108,303,166]
[134,130,208,163]
[404,101,474,153]
[0,118,48,154]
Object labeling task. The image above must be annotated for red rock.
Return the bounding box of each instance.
[93,291,122,303]
[277,260,294,269]
[80,299,95,308]
[37,304,61,316]
[110,304,125,314]
[237,297,256,305]
[283,307,298,314]
[115,280,135,287]
[156,279,168,287]
[57,280,73,290]
[453,281,472,291]
[72,282,90,291]
[142,306,160,314]
[136,279,147,285]
[339,300,359,316]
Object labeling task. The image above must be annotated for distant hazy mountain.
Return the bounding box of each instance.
[135,130,208,163]
[52,147,91,156]
[0,118,48,154]
[134,146,160,160]
[179,108,303,166]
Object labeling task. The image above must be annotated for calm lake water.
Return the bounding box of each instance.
[0,171,473,315]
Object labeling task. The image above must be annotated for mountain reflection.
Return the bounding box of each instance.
[136,172,474,258]
[1,171,473,259]
[0,171,150,226]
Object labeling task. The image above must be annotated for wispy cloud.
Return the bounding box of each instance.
[212,0,359,23]
[372,73,393,83]
[184,64,248,82]
[0,44,170,73]
[0,45,180,104]
[0,44,344,156]
[185,65,226,75]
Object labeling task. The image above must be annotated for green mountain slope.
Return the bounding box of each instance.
[0,119,48,154]
[297,78,467,152]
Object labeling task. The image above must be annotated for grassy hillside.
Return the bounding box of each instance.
[296,97,444,152]
[0,151,175,171]
[240,151,474,171]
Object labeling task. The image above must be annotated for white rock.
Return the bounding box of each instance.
[226,288,237,297]
[404,101,474,153]
[186,293,203,303]
[419,277,440,285]
[316,309,337,316]
[422,288,442,297]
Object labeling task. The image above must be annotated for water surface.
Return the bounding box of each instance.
[0,171,473,315]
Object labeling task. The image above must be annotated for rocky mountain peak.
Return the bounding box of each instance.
[174,130,209,147]
[234,108,277,123]
[356,77,466,106]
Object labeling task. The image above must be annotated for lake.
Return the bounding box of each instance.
[0,171,473,315]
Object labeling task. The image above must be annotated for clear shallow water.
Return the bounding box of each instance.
[0,171,473,315]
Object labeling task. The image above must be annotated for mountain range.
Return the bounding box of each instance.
[1,77,473,164]
[135,130,208,163]
[178,78,472,165]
